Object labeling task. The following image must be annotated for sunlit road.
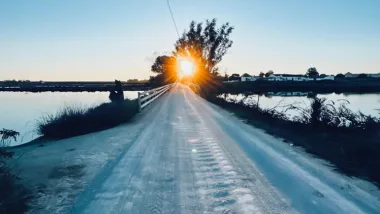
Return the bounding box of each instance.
[71,84,380,214]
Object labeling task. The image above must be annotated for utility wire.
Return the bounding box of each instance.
[166,0,180,38]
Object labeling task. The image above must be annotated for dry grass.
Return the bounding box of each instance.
[207,94,380,186]
[0,129,30,213]
[37,99,139,139]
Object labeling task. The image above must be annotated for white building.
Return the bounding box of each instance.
[241,73,259,82]
[316,75,335,81]
[345,72,380,78]
[345,73,359,78]
[241,76,258,81]
[267,74,334,81]
[267,74,313,81]
[238,73,335,82]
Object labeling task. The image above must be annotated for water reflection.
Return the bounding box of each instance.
[220,92,380,119]
[0,91,139,146]
[265,91,313,97]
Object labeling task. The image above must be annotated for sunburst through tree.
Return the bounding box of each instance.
[151,18,234,95]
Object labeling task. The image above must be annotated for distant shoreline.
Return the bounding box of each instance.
[0,85,151,92]
[0,81,153,92]
[221,79,380,93]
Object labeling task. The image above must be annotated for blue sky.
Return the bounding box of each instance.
[1,0,379,81]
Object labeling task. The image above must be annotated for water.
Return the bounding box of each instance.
[2,91,379,146]
[220,92,380,120]
[0,91,139,146]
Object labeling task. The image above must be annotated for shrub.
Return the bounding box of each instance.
[0,129,28,214]
[289,97,338,127]
[37,99,139,139]
[208,93,380,185]
[283,97,380,131]
[0,129,19,173]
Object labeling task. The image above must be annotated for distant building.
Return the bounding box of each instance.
[267,74,334,81]
[316,75,335,81]
[241,73,259,82]
[345,72,380,78]
[345,73,359,78]
[237,73,335,82]
[267,74,312,81]
[368,73,380,78]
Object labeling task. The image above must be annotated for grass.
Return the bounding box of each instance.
[1,129,30,214]
[37,99,139,139]
[206,94,380,187]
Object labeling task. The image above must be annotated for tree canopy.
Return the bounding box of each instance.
[265,70,274,78]
[150,55,177,86]
[228,73,240,81]
[174,19,234,74]
[151,55,176,74]
[150,19,234,91]
[306,67,319,77]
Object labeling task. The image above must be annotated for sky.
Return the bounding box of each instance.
[0,0,379,81]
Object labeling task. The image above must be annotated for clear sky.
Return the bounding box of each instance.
[1,0,379,81]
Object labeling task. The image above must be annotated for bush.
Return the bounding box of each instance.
[37,99,139,139]
[1,129,19,173]
[0,129,29,214]
[287,97,380,131]
[208,94,380,186]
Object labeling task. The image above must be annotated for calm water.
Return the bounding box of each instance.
[0,91,139,146]
[2,91,379,146]
[220,92,380,120]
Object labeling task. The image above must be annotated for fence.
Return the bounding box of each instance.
[138,83,174,111]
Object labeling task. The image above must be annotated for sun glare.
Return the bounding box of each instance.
[178,58,195,77]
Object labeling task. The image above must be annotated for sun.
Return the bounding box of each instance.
[178,58,195,77]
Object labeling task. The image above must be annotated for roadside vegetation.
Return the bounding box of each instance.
[151,18,380,186]
[0,129,29,213]
[207,94,380,186]
[37,98,139,139]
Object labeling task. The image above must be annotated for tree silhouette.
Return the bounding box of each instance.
[335,73,344,78]
[259,72,265,78]
[174,19,234,86]
[265,70,274,77]
[228,73,240,81]
[151,55,176,74]
[150,19,234,92]
[306,67,319,77]
[150,55,177,86]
